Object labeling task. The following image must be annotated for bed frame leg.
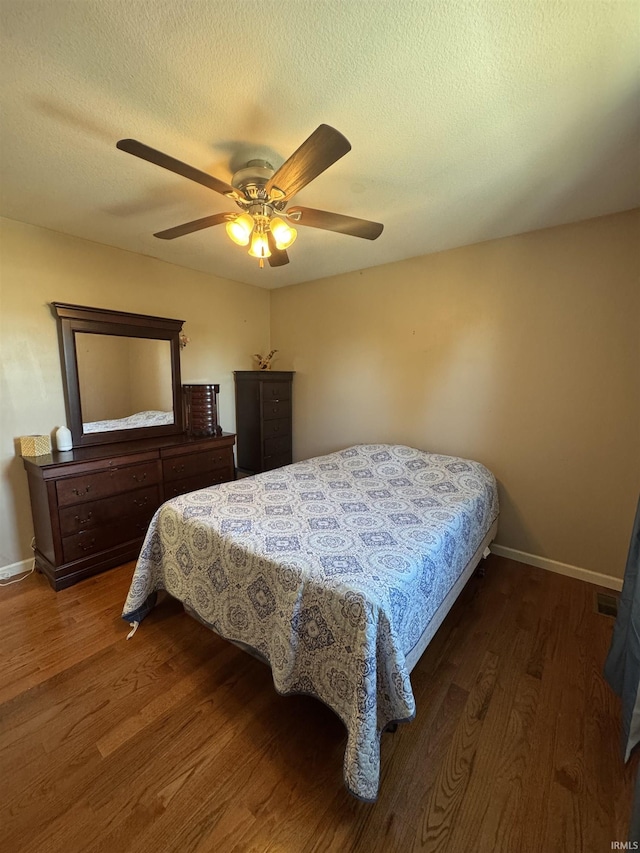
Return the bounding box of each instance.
[475,545,492,579]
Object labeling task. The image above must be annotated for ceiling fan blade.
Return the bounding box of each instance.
[265,125,351,201]
[267,230,290,266]
[117,139,241,198]
[154,212,232,240]
[287,206,384,240]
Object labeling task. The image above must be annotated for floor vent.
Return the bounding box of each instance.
[596,592,619,618]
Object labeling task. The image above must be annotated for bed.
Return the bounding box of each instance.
[122,443,499,800]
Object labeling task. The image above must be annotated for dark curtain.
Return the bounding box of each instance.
[605,495,640,843]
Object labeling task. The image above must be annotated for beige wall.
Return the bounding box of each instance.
[0,217,269,569]
[1,211,638,581]
[271,210,640,580]
[127,338,174,416]
[76,333,134,421]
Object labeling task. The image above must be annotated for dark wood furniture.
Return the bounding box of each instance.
[52,303,185,447]
[234,371,294,474]
[22,303,234,591]
[23,433,236,591]
[183,384,223,437]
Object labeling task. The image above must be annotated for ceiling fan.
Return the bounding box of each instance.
[116,125,383,268]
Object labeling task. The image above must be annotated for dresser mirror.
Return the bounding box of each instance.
[52,303,185,447]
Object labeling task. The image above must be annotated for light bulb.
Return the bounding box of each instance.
[226,213,254,246]
[269,217,297,250]
[248,230,271,259]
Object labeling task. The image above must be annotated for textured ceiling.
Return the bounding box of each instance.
[1,0,638,289]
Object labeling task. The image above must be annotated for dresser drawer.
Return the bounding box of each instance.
[62,513,151,563]
[56,461,160,507]
[262,417,290,440]
[164,468,231,500]
[163,447,233,482]
[261,381,291,402]
[23,432,236,590]
[58,485,160,537]
[261,398,291,421]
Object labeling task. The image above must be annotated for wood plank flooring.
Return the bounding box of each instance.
[0,556,634,852]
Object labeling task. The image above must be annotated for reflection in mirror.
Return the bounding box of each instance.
[76,334,174,434]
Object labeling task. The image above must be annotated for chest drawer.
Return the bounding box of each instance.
[56,461,160,507]
[263,452,291,472]
[261,381,291,402]
[58,485,160,537]
[163,447,232,482]
[263,434,291,456]
[262,417,290,440]
[261,398,291,421]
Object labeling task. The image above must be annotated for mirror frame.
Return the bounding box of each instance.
[52,302,185,447]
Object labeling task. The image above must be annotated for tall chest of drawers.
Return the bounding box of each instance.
[234,371,294,474]
[23,432,235,590]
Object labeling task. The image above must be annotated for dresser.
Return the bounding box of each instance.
[234,371,294,474]
[23,432,235,590]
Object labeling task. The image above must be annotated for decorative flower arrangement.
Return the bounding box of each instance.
[254,349,278,370]
[179,332,190,350]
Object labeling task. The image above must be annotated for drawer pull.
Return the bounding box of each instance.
[79,538,96,552]
[74,512,93,526]
[72,486,91,497]
[133,496,149,507]
[172,463,186,475]
[273,424,280,432]
[132,472,147,483]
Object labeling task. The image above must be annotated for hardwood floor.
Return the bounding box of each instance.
[0,556,633,852]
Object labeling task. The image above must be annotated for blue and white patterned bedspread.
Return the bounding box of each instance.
[122,444,498,800]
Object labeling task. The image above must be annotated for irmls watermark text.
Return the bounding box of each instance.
[611,843,639,850]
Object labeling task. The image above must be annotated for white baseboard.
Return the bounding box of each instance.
[0,547,624,591]
[490,544,623,591]
[0,557,34,581]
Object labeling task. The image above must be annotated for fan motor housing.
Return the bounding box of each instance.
[231,159,274,194]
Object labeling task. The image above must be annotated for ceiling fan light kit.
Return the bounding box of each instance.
[225,212,254,246]
[116,125,383,268]
[248,229,271,262]
[225,201,298,267]
[270,217,297,250]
